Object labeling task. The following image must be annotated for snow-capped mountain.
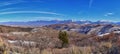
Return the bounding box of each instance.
[0,20,119,27]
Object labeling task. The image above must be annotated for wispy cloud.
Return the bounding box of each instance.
[104,12,114,16]
[0,11,64,16]
[89,0,93,8]
[0,0,25,7]
[0,0,43,7]
[0,8,19,11]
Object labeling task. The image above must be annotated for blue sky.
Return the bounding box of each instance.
[0,0,120,22]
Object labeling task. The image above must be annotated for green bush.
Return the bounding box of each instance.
[58,31,69,48]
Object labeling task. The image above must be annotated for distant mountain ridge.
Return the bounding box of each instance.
[0,20,119,27]
[0,20,120,36]
[0,20,73,27]
[45,23,120,36]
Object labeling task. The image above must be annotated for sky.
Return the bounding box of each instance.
[0,0,120,22]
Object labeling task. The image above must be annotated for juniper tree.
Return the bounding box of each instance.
[58,30,69,48]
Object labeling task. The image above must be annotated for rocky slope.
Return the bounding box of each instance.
[0,25,33,33]
[45,23,120,36]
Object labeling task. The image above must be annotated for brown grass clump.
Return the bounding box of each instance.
[71,46,92,54]
[100,42,112,48]
[0,36,9,54]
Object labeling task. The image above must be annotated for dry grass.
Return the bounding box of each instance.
[0,26,120,54]
[100,42,112,48]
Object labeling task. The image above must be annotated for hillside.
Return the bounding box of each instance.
[0,25,33,33]
[45,23,120,36]
[0,24,120,54]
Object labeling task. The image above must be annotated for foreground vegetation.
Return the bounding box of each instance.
[0,26,120,54]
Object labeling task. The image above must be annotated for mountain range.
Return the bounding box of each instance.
[0,20,119,27]
[45,23,120,36]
